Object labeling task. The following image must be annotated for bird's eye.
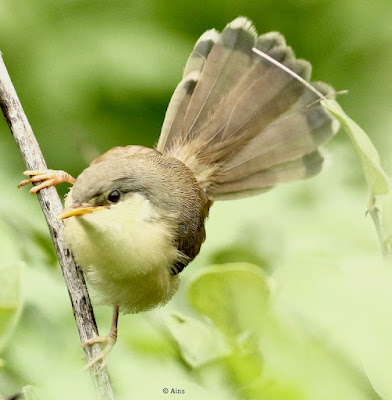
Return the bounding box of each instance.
[108,190,121,204]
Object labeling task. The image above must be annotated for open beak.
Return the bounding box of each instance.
[58,204,108,220]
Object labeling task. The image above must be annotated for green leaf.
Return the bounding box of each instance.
[224,351,263,388]
[321,99,390,195]
[187,263,269,338]
[382,191,392,249]
[165,312,231,368]
[0,263,23,351]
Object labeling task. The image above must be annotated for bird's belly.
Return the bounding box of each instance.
[63,194,180,312]
[84,265,179,314]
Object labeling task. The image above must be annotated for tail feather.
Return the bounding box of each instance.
[158,29,219,151]
[158,72,199,151]
[209,151,324,200]
[255,31,286,52]
[218,83,337,182]
[156,18,339,200]
[183,29,219,77]
[216,57,311,144]
[182,18,257,141]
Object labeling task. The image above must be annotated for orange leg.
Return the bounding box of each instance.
[82,306,119,373]
[18,169,76,194]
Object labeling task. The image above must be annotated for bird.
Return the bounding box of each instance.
[18,17,338,369]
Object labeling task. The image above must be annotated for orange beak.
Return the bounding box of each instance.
[58,204,108,220]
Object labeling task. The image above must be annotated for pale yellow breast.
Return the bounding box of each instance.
[63,190,180,313]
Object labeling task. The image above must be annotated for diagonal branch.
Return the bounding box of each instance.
[0,52,115,400]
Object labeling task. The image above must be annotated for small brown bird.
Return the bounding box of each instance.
[19,17,338,368]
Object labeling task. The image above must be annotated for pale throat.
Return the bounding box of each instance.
[63,190,178,280]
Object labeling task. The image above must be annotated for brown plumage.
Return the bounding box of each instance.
[68,144,211,286]
[19,17,338,369]
[22,17,339,310]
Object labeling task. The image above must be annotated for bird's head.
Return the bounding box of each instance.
[58,148,167,223]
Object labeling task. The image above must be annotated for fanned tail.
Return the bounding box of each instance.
[156,17,339,200]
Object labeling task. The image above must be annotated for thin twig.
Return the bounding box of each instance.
[0,53,115,399]
[368,194,391,259]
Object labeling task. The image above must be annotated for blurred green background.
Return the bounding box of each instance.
[1,0,392,399]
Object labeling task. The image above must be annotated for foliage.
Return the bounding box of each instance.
[0,264,23,353]
[322,100,390,196]
[1,1,392,399]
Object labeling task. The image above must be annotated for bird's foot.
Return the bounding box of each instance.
[17,169,76,193]
[82,333,117,373]
[82,306,119,373]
